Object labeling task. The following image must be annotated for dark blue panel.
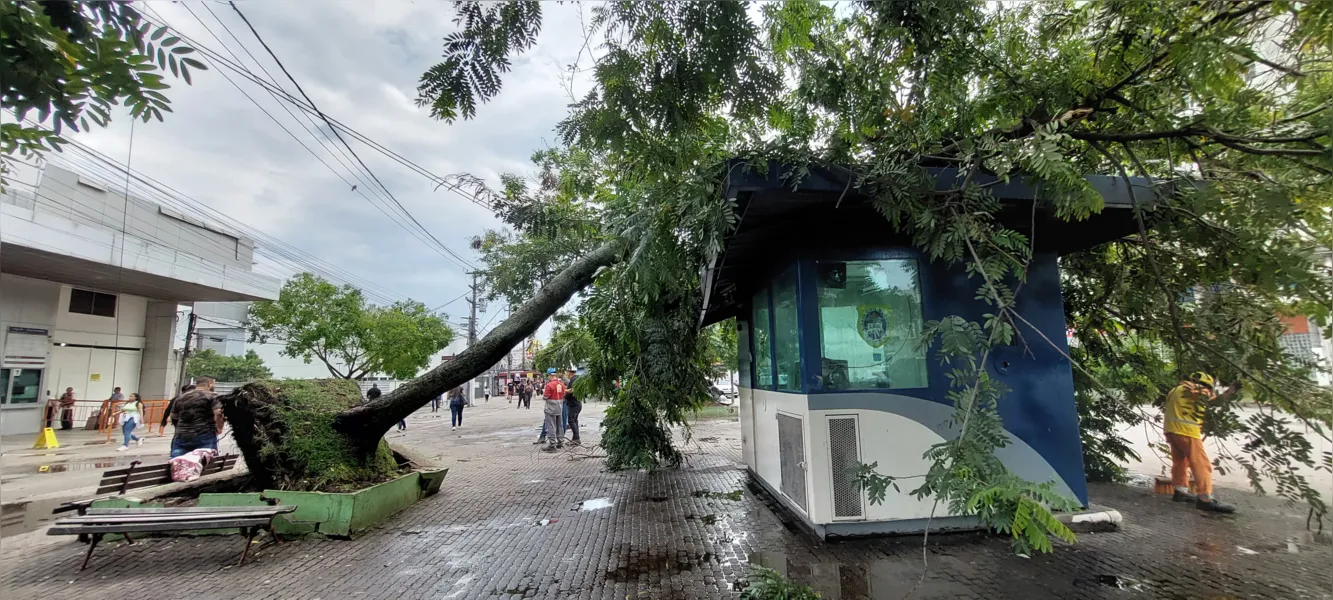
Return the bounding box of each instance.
[917,253,1088,504]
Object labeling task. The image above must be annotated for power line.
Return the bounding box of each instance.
[430,290,471,313]
[226,1,478,272]
[43,134,408,305]
[53,143,402,304]
[137,7,476,274]
[134,8,495,211]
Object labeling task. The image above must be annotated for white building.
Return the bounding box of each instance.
[1,164,280,435]
[193,301,250,357]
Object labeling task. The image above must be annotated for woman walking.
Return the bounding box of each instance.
[448,386,466,430]
[116,393,145,451]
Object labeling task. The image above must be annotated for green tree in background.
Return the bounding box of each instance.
[186,349,272,382]
[533,313,595,373]
[248,273,454,380]
[705,319,739,381]
[1,0,204,183]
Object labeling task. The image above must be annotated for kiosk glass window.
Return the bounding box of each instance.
[751,289,774,389]
[772,266,801,391]
[816,259,929,390]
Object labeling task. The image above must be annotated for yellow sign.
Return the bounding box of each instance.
[89,373,101,381]
[33,427,59,449]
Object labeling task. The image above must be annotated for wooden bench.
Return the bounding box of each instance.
[51,454,239,517]
[48,505,297,569]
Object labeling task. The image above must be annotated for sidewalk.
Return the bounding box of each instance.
[1,399,1330,599]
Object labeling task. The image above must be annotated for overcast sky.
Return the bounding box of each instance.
[57,1,596,377]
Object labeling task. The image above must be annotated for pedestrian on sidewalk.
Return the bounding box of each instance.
[539,369,567,451]
[517,380,531,409]
[564,369,582,445]
[1163,371,1241,514]
[160,384,196,435]
[448,386,466,430]
[431,393,442,413]
[116,393,145,451]
[58,388,76,430]
[167,377,223,459]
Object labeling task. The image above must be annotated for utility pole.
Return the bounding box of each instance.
[504,301,514,397]
[465,271,480,406]
[176,312,198,394]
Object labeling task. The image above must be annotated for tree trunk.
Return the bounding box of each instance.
[332,241,622,448]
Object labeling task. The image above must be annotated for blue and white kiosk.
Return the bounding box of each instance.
[701,161,1149,537]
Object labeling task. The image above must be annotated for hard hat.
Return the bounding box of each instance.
[546,368,557,374]
[1190,371,1215,386]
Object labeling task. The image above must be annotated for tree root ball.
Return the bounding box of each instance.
[220,379,398,491]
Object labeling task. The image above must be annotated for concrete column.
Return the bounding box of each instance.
[139,301,181,400]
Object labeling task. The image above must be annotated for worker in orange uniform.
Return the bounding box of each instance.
[1163,371,1240,513]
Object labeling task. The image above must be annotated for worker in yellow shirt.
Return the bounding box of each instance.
[1163,371,1241,514]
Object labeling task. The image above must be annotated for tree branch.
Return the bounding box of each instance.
[1087,140,1188,370]
[333,240,623,445]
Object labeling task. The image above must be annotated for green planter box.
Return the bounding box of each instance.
[92,468,448,539]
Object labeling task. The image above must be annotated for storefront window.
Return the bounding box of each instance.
[0,368,43,404]
[816,259,928,390]
[772,266,801,391]
[752,289,773,389]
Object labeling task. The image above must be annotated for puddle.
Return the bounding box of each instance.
[578,498,613,511]
[32,457,139,474]
[1302,530,1332,546]
[743,552,974,599]
[1,497,68,536]
[1094,575,1148,592]
[1124,472,1157,488]
[605,548,717,582]
[692,489,744,501]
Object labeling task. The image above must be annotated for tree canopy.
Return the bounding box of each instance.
[248,273,454,380]
[186,349,273,383]
[1,0,203,183]
[417,0,1332,553]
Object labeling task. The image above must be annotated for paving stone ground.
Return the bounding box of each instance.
[1,398,1330,600]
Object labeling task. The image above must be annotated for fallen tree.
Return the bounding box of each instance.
[330,241,622,452]
[218,241,619,488]
[222,378,398,490]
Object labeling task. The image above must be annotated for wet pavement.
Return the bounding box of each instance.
[1,427,246,537]
[0,399,1330,599]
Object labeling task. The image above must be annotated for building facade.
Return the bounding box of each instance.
[193,301,251,357]
[1,164,280,436]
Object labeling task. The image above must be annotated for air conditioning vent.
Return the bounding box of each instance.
[828,415,865,518]
[776,412,808,512]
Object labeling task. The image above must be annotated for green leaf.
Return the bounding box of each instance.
[151,27,167,42]
[161,36,181,48]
